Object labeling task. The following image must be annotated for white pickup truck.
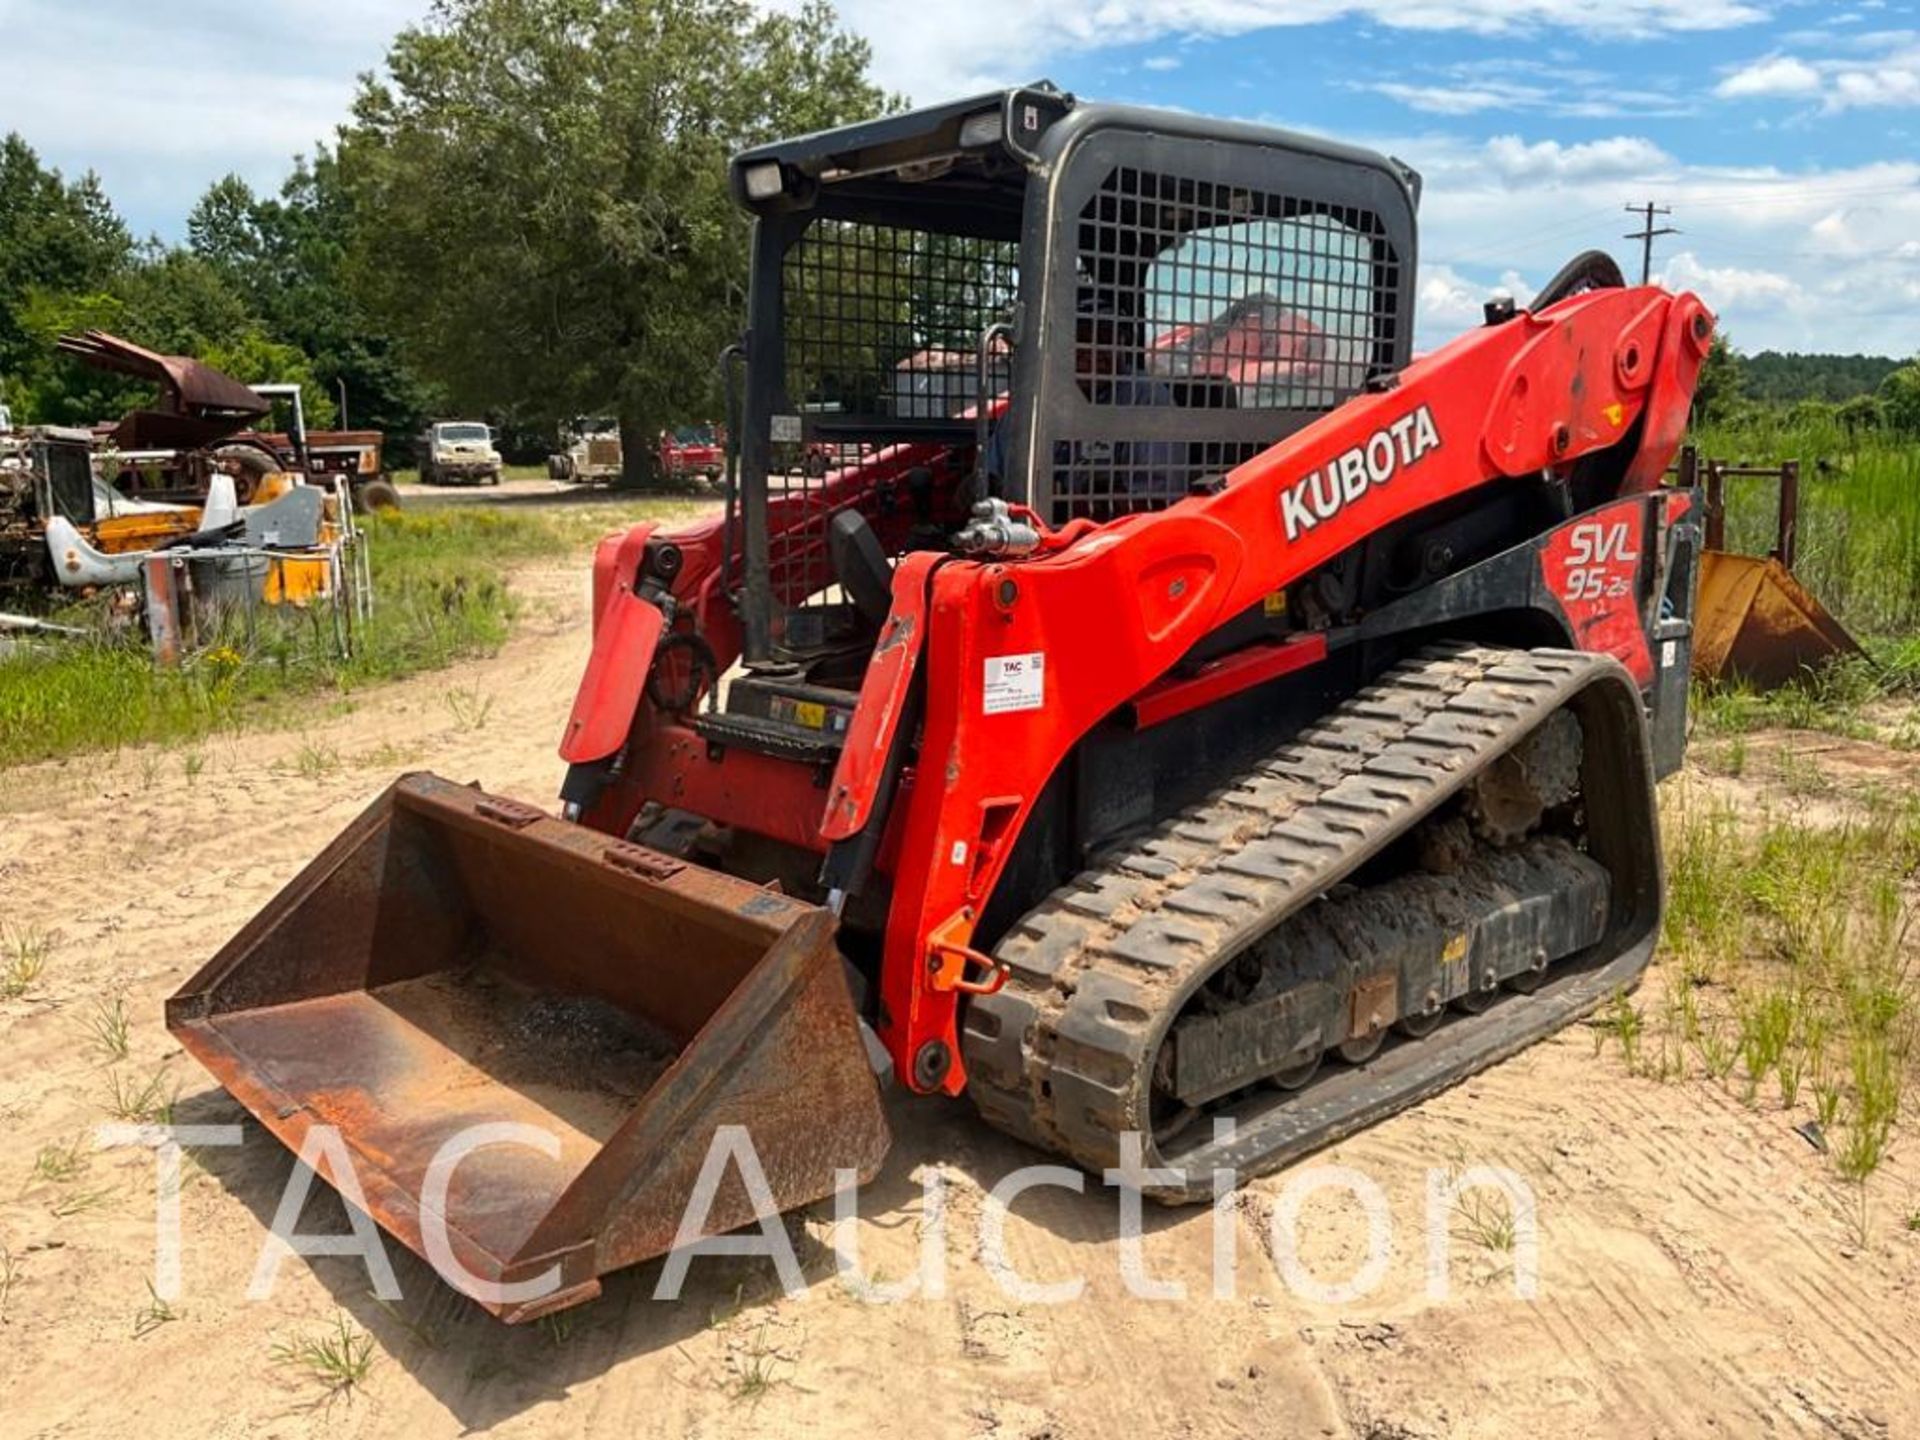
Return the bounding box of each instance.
[418,421,502,486]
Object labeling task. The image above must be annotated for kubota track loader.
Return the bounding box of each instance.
[169,87,1711,1321]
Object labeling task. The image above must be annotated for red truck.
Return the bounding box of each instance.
[658,423,724,482]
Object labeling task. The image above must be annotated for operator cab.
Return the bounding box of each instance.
[703,86,1419,761]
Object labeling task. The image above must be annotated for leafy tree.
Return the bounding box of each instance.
[1879,362,1920,435]
[0,134,132,407]
[1691,332,1744,425]
[1836,393,1883,436]
[1744,351,1904,404]
[185,175,267,276]
[16,248,335,427]
[339,0,891,484]
[187,155,431,446]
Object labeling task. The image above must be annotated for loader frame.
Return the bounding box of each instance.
[169,88,1714,1323]
[559,89,1711,1097]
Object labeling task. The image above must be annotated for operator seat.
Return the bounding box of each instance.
[828,509,894,626]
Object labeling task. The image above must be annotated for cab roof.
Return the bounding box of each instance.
[730,84,1419,230]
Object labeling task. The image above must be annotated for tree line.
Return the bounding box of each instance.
[1688,335,1920,437]
[0,0,888,482]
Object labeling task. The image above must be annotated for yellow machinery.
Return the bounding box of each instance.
[1680,449,1864,689]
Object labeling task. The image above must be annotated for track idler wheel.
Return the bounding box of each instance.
[1452,983,1499,1015]
[1394,1002,1445,1039]
[1337,1028,1387,1065]
[1266,1053,1324,1091]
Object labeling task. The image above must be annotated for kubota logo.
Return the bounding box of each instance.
[1280,405,1442,542]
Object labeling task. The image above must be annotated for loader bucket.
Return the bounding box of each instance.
[1691,549,1866,690]
[166,773,890,1322]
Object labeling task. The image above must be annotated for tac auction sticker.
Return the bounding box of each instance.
[983,652,1045,714]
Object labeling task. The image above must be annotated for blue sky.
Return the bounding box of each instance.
[6,0,1918,353]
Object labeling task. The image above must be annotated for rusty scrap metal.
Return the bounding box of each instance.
[56,330,269,453]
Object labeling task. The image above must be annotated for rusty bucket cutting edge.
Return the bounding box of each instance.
[1691,549,1866,691]
[166,772,891,1322]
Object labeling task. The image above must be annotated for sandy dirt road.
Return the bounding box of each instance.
[0,533,1915,1440]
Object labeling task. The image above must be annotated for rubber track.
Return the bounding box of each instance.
[962,643,1637,1195]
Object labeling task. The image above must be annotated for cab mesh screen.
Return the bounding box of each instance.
[1050,166,1399,523]
[774,221,1018,603]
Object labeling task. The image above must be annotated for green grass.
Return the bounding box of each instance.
[1690,423,1920,640]
[391,462,551,486]
[31,1135,88,1186]
[724,1313,789,1404]
[0,501,700,769]
[48,1184,115,1217]
[271,1311,376,1394]
[132,1280,180,1338]
[1650,780,1917,1194]
[1690,647,1920,746]
[81,994,132,1061]
[103,1062,178,1125]
[1,924,54,999]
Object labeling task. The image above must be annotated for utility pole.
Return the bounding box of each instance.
[336,378,350,431]
[1623,202,1678,285]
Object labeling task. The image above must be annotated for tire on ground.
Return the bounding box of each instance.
[356,478,402,513]
[211,442,281,505]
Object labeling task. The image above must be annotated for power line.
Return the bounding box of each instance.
[1434,204,1621,267]
[1669,178,1920,211]
[1624,201,1679,285]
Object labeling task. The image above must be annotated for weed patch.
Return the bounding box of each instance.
[29,1136,87,1187]
[1639,781,1916,1190]
[81,994,131,1061]
[132,1280,179,1338]
[272,1311,376,1395]
[104,1063,177,1124]
[1,924,53,999]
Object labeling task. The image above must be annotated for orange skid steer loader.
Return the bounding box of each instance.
[170,88,1711,1321]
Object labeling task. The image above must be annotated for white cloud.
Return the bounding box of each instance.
[831,0,1763,104]
[1359,59,1695,119]
[1482,135,1673,184]
[1416,264,1533,336]
[1715,53,1823,98]
[5,0,426,233]
[1715,34,1920,110]
[1382,128,1920,353]
[1657,252,1801,307]
[1370,81,1543,115]
[1142,55,1182,72]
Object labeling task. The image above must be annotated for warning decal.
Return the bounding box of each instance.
[983,652,1046,715]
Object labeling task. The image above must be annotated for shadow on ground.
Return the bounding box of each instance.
[176,1072,1197,1429]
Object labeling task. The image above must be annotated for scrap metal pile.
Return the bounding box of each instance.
[0,333,373,662]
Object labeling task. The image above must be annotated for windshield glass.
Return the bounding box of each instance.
[439,424,489,443]
[1140,214,1374,410]
[670,425,714,445]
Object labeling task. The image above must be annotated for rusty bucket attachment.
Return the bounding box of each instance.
[1681,451,1866,691]
[167,773,890,1322]
[1692,549,1865,690]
